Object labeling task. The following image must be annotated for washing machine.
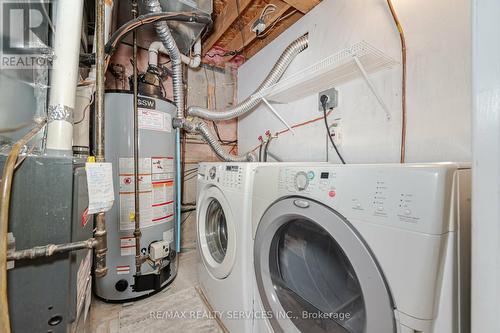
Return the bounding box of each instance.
[197,162,261,332]
[251,163,471,333]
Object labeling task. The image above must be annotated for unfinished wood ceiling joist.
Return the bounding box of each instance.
[203,0,322,65]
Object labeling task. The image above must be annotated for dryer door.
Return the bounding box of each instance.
[197,186,236,279]
[254,197,396,333]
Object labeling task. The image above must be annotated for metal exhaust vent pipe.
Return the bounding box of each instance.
[187,35,309,121]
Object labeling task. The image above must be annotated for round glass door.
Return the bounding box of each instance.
[270,219,365,333]
[254,197,395,333]
[197,186,236,279]
[205,199,228,263]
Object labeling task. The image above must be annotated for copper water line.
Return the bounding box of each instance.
[386,0,407,163]
[0,120,46,333]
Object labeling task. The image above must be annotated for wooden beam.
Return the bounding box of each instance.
[223,0,291,53]
[245,10,303,59]
[282,0,320,14]
[203,0,253,53]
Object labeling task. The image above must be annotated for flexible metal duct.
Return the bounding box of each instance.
[182,120,256,162]
[147,0,255,162]
[187,35,308,120]
[146,0,184,117]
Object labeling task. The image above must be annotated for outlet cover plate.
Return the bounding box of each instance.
[318,87,338,111]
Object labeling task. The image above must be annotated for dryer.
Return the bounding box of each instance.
[251,163,471,333]
[197,162,260,333]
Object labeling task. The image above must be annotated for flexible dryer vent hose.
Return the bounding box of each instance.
[187,35,309,120]
[182,120,257,162]
[146,0,184,117]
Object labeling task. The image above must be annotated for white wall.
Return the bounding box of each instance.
[237,0,471,163]
[471,0,500,332]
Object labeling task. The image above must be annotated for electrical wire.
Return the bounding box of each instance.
[263,136,273,162]
[258,142,263,162]
[235,0,246,57]
[202,67,238,145]
[386,0,407,163]
[257,9,299,39]
[74,92,95,125]
[248,109,334,154]
[321,101,345,164]
[181,211,193,225]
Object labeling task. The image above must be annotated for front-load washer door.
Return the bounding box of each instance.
[198,186,236,279]
[254,197,396,333]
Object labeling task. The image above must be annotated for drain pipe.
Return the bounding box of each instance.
[45,0,85,154]
[148,38,202,69]
[187,35,309,121]
[94,0,108,278]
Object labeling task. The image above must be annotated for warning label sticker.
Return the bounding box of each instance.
[120,236,136,256]
[119,157,175,231]
[139,108,171,132]
[116,265,130,275]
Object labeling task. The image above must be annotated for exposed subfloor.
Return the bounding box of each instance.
[89,214,222,332]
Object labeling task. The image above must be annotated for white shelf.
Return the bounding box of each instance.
[256,41,399,104]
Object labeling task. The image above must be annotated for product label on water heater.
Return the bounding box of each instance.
[120,236,136,256]
[138,108,171,132]
[119,157,175,231]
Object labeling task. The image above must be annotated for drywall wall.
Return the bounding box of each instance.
[471,0,500,331]
[237,0,471,163]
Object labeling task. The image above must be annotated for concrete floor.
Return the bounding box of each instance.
[89,214,223,332]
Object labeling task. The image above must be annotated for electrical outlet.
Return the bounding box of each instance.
[331,125,342,146]
[318,88,339,111]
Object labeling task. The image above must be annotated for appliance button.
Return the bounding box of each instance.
[293,199,310,208]
[404,209,411,215]
[377,206,384,212]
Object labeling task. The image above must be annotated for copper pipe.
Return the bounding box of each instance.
[0,120,46,333]
[387,0,407,163]
[94,0,108,278]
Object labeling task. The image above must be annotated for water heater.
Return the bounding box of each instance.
[94,91,177,301]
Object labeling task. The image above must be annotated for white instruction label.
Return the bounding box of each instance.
[139,108,171,132]
[119,157,175,230]
[120,236,136,256]
[86,162,114,214]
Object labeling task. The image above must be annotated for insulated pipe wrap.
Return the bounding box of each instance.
[187,35,308,120]
[146,0,184,117]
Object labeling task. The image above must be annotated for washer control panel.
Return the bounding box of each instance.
[277,165,460,235]
[203,164,243,190]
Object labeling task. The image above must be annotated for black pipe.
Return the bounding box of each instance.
[105,12,212,55]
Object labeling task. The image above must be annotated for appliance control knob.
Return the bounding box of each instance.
[209,167,216,180]
[294,171,309,191]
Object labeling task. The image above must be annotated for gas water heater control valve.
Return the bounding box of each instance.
[149,240,170,261]
[294,171,309,191]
